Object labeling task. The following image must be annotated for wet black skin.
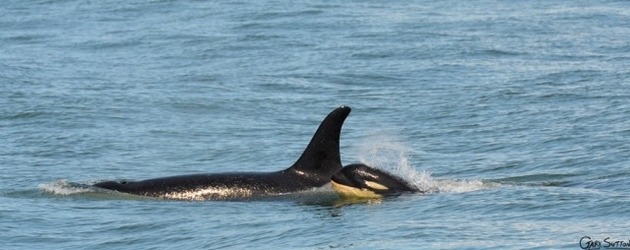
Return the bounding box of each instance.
[332,163,422,196]
[93,106,351,200]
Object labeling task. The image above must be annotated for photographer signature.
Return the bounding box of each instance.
[580,236,630,250]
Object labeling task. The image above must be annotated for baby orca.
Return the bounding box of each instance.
[331,163,422,198]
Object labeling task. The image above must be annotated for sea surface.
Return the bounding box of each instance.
[2,0,630,249]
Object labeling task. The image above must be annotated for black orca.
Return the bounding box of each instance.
[331,163,422,198]
[93,106,351,200]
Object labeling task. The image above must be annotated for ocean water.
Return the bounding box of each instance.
[2,0,630,249]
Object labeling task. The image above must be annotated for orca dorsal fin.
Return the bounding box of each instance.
[287,106,351,185]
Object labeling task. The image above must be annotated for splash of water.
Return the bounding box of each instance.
[38,179,93,196]
[353,134,490,194]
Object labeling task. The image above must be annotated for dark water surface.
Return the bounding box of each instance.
[2,1,630,249]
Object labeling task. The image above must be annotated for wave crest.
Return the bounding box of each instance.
[38,180,93,196]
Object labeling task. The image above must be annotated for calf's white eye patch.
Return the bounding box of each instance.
[364,181,389,190]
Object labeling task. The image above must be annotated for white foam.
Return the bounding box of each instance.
[353,134,492,194]
[38,179,92,195]
[432,179,490,193]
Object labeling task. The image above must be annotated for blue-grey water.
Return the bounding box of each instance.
[2,1,630,249]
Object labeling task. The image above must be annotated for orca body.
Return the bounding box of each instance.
[331,163,422,198]
[93,106,351,200]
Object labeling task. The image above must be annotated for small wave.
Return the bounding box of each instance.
[432,179,494,193]
[38,180,94,196]
[354,134,494,194]
[38,180,153,201]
